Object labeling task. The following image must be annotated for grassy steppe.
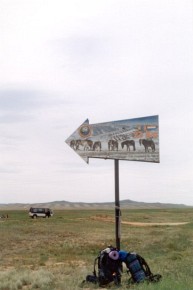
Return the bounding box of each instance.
[0,208,193,289]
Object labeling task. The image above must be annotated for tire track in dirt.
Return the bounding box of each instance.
[91,216,189,226]
[121,221,189,226]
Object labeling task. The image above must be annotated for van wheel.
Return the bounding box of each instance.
[33,215,37,219]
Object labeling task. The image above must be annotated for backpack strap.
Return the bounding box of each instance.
[93,255,99,277]
[136,254,162,283]
[136,254,152,277]
[148,273,162,282]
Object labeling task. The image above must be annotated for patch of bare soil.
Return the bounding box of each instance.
[121,221,189,226]
[91,216,189,226]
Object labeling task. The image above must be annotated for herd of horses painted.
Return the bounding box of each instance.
[70,138,156,153]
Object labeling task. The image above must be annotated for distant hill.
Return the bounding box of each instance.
[0,199,190,210]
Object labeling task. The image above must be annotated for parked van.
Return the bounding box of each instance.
[29,207,53,218]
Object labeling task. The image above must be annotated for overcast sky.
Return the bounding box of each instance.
[1,0,193,205]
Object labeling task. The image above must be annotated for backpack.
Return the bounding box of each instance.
[119,251,162,284]
[86,246,122,286]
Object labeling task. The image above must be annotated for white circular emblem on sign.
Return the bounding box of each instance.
[78,124,92,138]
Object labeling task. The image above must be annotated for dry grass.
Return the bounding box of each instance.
[0,209,193,289]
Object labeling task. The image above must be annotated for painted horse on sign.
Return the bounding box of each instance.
[139,139,155,152]
[121,140,136,151]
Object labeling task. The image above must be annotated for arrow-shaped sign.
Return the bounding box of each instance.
[65,115,159,163]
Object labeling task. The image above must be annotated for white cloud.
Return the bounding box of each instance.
[0,0,193,205]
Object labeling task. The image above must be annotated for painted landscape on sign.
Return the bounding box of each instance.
[66,115,159,163]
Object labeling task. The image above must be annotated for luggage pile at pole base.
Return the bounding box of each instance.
[83,246,162,287]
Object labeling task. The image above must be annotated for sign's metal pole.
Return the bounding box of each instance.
[115,159,121,250]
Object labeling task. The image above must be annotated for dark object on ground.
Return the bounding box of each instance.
[84,246,122,287]
[84,246,162,287]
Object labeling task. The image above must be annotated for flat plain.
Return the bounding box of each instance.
[0,208,193,289]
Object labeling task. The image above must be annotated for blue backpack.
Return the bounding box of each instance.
[119,251,162,284]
